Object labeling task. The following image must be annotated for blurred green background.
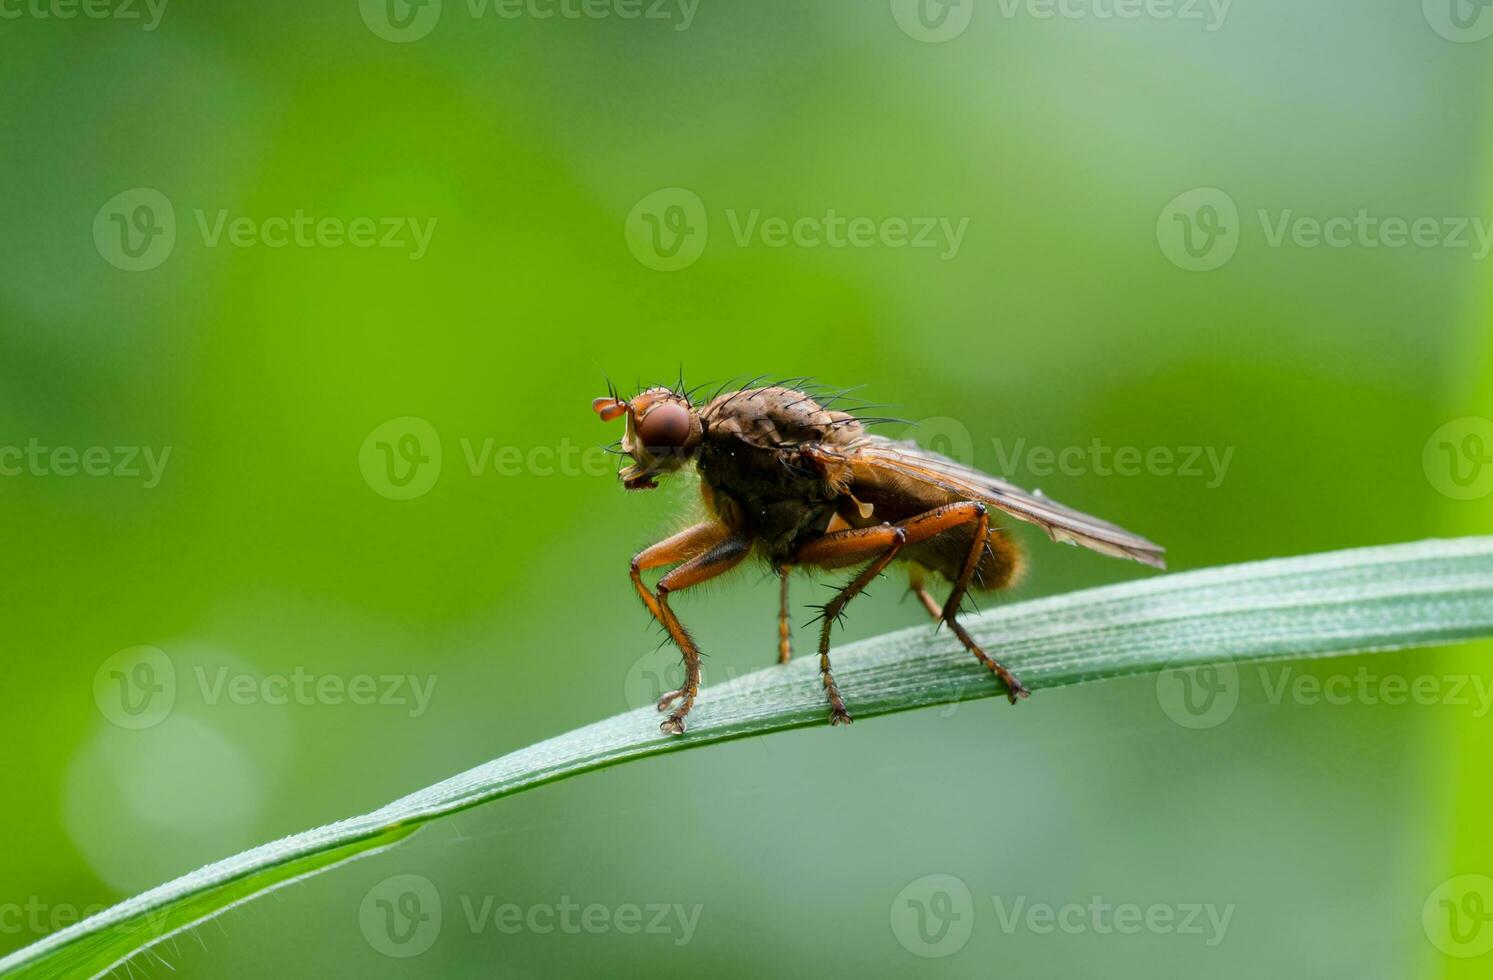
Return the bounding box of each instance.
[3,0,1491,976]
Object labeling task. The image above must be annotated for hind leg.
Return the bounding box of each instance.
[906,508,1030,704]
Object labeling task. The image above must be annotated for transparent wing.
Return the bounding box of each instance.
[835,436,1167,569]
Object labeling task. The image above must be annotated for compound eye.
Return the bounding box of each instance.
[636,402,691,453]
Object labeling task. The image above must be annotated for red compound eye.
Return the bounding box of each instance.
[636,402,691,452]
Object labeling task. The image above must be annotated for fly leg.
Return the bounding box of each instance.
[790,525,908,725]
[791,502,1024,724]
[643,531,753,734]
[630,522,729,625]
[906,506,1031,704]
[631,522,733,730]
[776,565,793,664]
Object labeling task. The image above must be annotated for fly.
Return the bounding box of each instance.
[594,378,1166,734]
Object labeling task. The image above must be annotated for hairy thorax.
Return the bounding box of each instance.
[694,386,862,561]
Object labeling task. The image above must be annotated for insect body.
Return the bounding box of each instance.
[594,381,1165,734]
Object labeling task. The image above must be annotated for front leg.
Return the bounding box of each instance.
[630,522,731,624]
[630,525,752,732]
[640,530,753,734]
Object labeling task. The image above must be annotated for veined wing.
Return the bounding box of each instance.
[838,436,1167,569]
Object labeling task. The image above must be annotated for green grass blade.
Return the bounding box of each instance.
[6,537,1493,978]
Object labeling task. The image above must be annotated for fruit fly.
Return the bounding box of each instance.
[594,379,1165,734]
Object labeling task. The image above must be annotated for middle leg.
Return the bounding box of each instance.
[776,565,794,664]
[791,501,1028,722]
[790,524,908,725]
